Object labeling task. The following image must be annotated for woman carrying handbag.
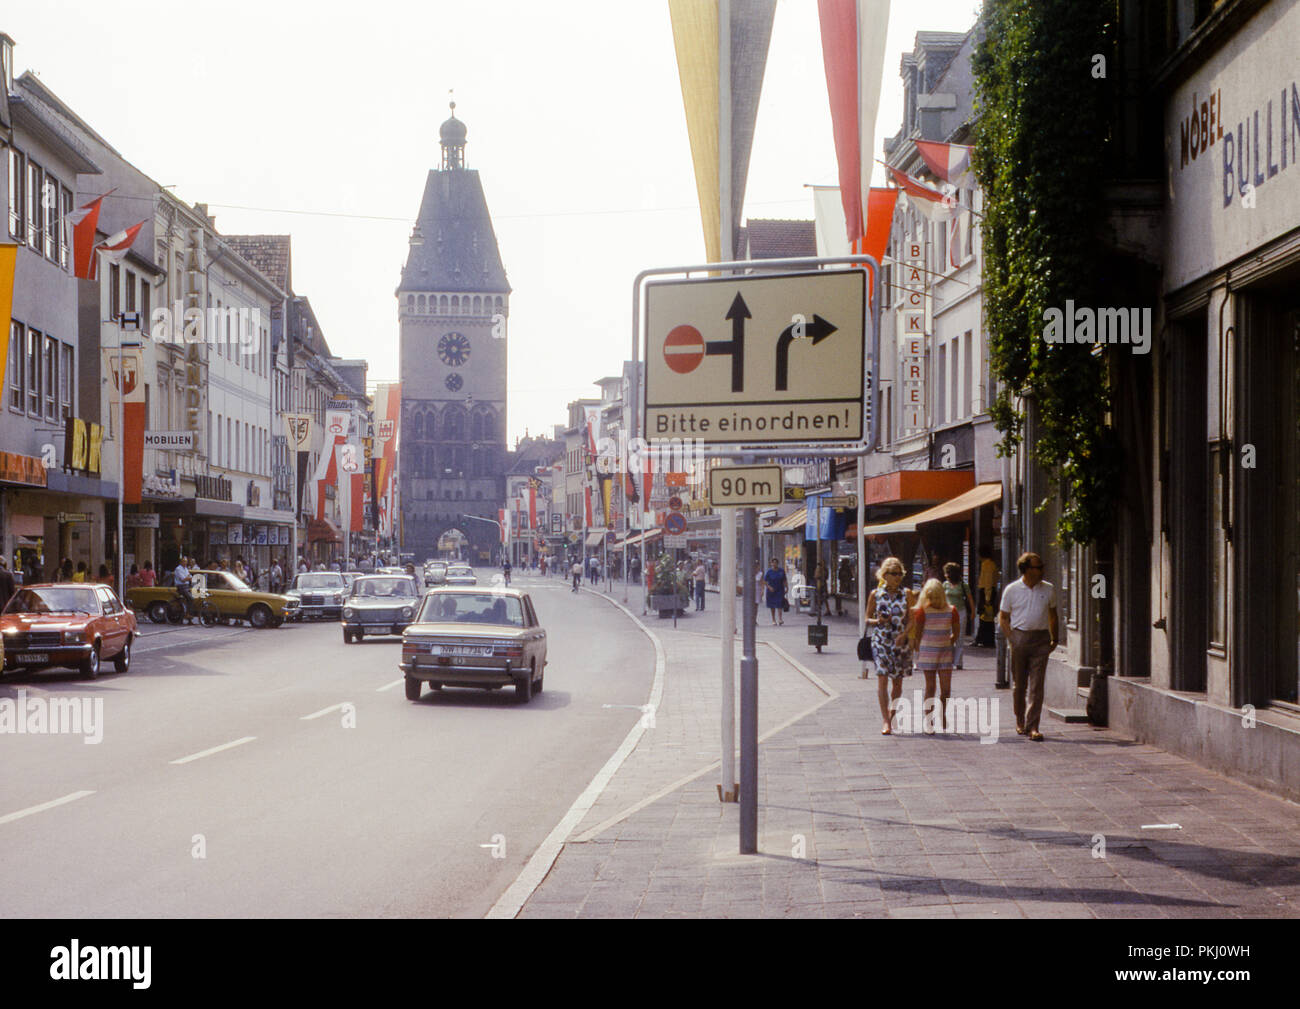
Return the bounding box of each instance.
[864,557,917,735]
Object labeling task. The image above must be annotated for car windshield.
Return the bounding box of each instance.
[353,577,416,599]
[296,574,344,589]
[418,593,523,627]
[5,587,99,615]
[209,572,251,591]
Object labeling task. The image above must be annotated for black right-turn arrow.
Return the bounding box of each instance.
[775,314,837,391]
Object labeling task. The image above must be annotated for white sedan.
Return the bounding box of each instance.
[444,565,477,586]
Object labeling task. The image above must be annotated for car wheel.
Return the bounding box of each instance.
[248,604,272,629]
[533,660,544,694]
[515,669,533,703]
[113,637,131,672]
[81,644,100,679]
[148,601,170,625]
[404,676,422,701]
[342,629,353,644]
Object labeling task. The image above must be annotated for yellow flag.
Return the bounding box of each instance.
[0,244,16,396]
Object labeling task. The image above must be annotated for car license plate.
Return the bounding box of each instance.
[432,644,494,657]
[17,652,49,662]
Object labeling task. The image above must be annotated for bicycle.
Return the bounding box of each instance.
[165,586,220,627]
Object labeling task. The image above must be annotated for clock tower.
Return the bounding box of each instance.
[396,103,511,563]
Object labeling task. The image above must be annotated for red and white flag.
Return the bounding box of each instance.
[66,191,112,280]
[887,166,956,222]
[949,212,963,269]
[914,140,973,185]
[97,221,145,266]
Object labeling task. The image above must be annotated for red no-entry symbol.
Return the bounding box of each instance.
[663,325,705,374]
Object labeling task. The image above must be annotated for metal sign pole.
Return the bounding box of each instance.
[739,502,758,853]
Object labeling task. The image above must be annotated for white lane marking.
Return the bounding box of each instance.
[486,590,666,920]
[169,736,256,765]
[301,702,349,720]
[0,790,95,826]
[1141,823,1183,830]
[376,679,403,692]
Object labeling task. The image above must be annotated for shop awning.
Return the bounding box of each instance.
[613,528,662,550]
[307,518,342,543]
[857,483,1003,537]
[764,506,807,533]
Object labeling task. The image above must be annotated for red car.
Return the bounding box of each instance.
[1,583,137,679]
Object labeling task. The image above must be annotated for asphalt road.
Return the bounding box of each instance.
[0,573,653,918]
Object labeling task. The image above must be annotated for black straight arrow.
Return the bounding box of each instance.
[775,314,837,391]
[707,293,750,393]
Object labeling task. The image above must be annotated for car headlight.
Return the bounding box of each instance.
[342,607,354,619]
[63,630,87,644]
[401,607,413,620]
[331,593,342,603]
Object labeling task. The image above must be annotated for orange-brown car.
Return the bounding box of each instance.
[1,583,137,679]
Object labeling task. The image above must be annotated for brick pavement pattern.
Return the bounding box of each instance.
[515,579,1300,919]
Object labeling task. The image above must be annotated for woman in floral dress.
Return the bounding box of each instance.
[864,557,917,734]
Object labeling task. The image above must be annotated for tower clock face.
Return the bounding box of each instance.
[438,332,471,367]
[445,373,464,392]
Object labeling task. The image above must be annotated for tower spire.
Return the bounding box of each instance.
[439,94,467,171]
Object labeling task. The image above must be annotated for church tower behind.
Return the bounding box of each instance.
[396,104,510,562]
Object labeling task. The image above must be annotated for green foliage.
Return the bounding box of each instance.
[654,552,687,598]
[971,0,1121,548]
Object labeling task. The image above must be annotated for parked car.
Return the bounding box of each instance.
[399,588,547,702]
[285,571,348,620]
[1,584,137,678]
[342,575,421,642]
[127,571,299,628]
[444,564,477,586]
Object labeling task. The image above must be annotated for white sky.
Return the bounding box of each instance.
[7,0,981,444]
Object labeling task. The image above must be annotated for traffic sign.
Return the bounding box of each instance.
[664,512,687,535]
[667,495,683,511]
[644,270,866,445]
[707,465,784,508]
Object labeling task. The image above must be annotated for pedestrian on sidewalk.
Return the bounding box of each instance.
[942,563,976,668]
[692,559,706,611]
[865,557,916,735]
[911,578,961,732]
[998,552,1059,741]
[763,557,788,625]
[976,545,998,646]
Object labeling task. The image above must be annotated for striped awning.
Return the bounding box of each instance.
[764,506,807,533]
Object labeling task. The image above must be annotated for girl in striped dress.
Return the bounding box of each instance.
[911,578,961,733]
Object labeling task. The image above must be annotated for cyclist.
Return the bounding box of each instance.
[173,557,195,624]
[571,559,582,592]
[502,558,512,586]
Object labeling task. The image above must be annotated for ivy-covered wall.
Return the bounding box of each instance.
[972,0,1120,548]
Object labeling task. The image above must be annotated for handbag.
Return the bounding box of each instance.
[857,632,873,661]
[782,598,790,612]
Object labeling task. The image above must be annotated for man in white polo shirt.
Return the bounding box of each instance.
[999,551,1059,741]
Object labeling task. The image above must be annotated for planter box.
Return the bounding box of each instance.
[650,594,688,615]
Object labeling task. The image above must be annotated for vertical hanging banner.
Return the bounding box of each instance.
[283,413,313,519]
[0,244,15,394]
[104,346,146,504]
[314,409,350,522]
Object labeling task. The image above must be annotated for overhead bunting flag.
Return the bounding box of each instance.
[669,0,777,261]
[887,165,957,222]
[913,140,973,185]
[818,0,892,248]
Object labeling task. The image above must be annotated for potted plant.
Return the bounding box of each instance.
[649,553,689,617]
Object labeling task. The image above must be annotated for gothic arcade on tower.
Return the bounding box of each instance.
[396,104,511,562]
